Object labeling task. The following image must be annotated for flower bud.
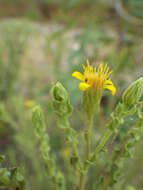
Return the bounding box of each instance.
[32,105,45,138]
[122,78,143,107]
[51,82,73,116]
[52,82,68,102]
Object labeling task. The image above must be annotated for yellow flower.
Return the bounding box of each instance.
[72,60,116,96]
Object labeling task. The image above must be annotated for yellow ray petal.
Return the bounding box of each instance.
[103,63,108,74]
[105,79,114,85]
[94,65,96,73]
[104,84,116,96]
[104,66,109,76]
[72,71,84,81]
[106,70,112,78]
[79,82,91,91]
[98,63,103,74]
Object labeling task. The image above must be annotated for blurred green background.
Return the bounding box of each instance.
[0,0,143,189]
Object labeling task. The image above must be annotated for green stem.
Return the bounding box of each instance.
[86,117,93,160]
[95,128,113,156]
[65,122,81,164]
[73,143,79,158]
[79,173,85,190]
[79,116,93,190]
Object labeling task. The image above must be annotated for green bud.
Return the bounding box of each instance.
[32,105,45,138]
[122,78,143,107]
[52,82,68,102]
[51,82,73,116]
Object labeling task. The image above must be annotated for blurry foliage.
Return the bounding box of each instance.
[123,0,143,19]
[0,20,32,100]
[0,155,26,190]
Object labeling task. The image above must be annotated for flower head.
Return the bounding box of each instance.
[72,60,116,96]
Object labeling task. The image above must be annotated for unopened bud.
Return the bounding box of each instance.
[51,82,73,116]
[52,82,68,102]
[122,78,143,107]
[32,105,45,137]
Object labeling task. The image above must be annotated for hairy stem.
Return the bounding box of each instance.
[95,128,113,156]
[79,173,85,190]
[78,116,93,190]
[86,117,93,160]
